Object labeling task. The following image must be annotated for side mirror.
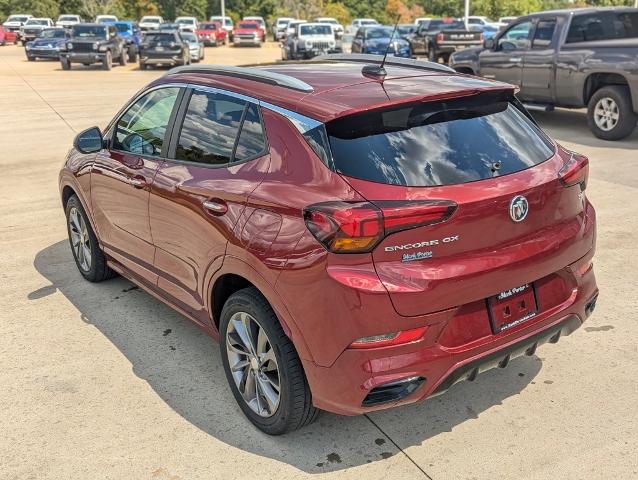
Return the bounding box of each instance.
[483,38,495,50]
[74,127,103,154]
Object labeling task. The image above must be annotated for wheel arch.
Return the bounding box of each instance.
[583,72,631,106]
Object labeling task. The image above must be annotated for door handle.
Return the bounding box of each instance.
[203,199,228,215]
[129,177,147,189]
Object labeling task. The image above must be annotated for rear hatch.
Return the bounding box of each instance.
[323,90,594,317]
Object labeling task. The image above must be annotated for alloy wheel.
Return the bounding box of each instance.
[594,97,619,131]
[225,311,281,417]
[68,206,91,272]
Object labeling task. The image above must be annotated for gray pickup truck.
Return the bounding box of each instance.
[450,8,638,140]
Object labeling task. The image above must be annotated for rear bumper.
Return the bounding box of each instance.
[302,259,598,415]
[139,53,182,65]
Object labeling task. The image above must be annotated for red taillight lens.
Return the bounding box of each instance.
[436,33,444,42]
[350,326,428,349]
[479,33,484,41]
[304,200,456,253]
[558,153,589,190]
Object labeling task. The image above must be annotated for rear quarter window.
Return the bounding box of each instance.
[325,96,555,187]
[566,12,638,43]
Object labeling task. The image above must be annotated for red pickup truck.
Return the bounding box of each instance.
[196,21,227,46]
[0,25,18,45]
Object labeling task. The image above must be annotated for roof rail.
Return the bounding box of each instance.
[313,53,455,74]
[164,65,314,93]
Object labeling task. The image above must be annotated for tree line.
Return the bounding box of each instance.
[1,0,635,27]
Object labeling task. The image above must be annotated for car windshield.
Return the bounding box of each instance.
[115,23,130,32]
[325,94,554,187]
[365,27,396,39]
[245,18,264,25]
[176,19,195,25]
[300,25,332,35]
[72,25,106,37]
[397,25,414,34]
[319,19,338,24]
[238,22,257,29]
[361,20,378,25]
[200,23,217,30]
[97,17,116,23]
[39,29,65,38]
[181,32,197,41]
[58,16,78,22]
[26,20,49,25]
[428,20,465,30]
[8,16,30,22]
[141,17,160,22]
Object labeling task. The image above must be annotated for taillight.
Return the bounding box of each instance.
[350,326,428,349]
[558,153,589,190]
[436,33,444,42]
[479,33,484,41]
[304,200,456,253]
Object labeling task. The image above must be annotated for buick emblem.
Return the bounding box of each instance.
[509,195,529,222]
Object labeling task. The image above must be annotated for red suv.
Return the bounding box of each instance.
[59,57,598,435]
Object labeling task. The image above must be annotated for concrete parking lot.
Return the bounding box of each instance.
[1,42,637,480]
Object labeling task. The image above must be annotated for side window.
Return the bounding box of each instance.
[499,20,533,50]
[234,103,266,161]
[567,12,638,43]
[532,18,556,48]
[113,87,179,156]
[175,90,246,165]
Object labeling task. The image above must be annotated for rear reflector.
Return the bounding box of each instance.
[304,200,456,253]
[349,326,428,349]
[558,153,589,190]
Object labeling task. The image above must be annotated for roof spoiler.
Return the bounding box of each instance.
[164,65,315,93]
[313,53,455,74]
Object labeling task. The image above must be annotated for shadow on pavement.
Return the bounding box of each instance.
[32,240,542,473]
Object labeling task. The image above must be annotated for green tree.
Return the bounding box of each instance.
[322,1,351,25]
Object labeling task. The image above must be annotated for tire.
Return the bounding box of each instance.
[60,58,71,70]
[139,62,147,70]
[65,195,116,283]
[27,55,35,61]
[428,46,437,63]
[127,46,137,63]
[220,287,319,435]
[102,50,112,70]
[587,85,637,141]
[118,49,126,66]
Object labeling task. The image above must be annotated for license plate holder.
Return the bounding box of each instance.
[488,283,538,334]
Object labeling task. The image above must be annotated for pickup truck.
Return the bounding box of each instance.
[450,7,638,140]
[407,18,483,63]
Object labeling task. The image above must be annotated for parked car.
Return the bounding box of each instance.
[243,16,266,40]
[180,31,204,62]
[25,27,68,60]
[60,23,127,70]
[113,21,142,62]
[408,18,483,63]
[2,14,32,39]
[209,15,234,40]
[56,15,82,29]
[20,18,54,44]
[233,21,264,47]
[174,16,198,32]
[351,25,412,58]
[397,23,417,39]
[138,30,190,69]
[281,22,337,60]
[314,17,344,38]
[0,25,18,45]
[59,57,598,435]
[197,21,227,46]
[95,15,118,24]
[450,7,638,140]
[347,18,378,34]
[139,15,163,31]
[339,32,354,53]
[273,17,294,40]
[467,16,500,29]
[469,23,499,40]
[286,20,307,38]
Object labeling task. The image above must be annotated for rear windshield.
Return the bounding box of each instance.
[145,33,176,42]
[115,23,130,32]
[428,20,466,30]
[325,96,554,187]
[566,11,638,43]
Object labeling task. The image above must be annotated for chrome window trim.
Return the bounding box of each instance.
[186,83,259,105]
[259,101,322,134]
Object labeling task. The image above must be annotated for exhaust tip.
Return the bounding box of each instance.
[362,376,425,407]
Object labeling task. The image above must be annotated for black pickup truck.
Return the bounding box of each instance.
[450,8,638,140]
[407,18,483,63]
[59,23,127,71]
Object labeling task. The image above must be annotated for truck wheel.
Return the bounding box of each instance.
[139,62,148,70]
[118,49,126,66]
[220,287,319,435]
[587,85,637,141]
[27,55,35,61]
[428,46,438,63]
[127,46,137,63]
[102,50,112,70]
[60,58,71,70]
